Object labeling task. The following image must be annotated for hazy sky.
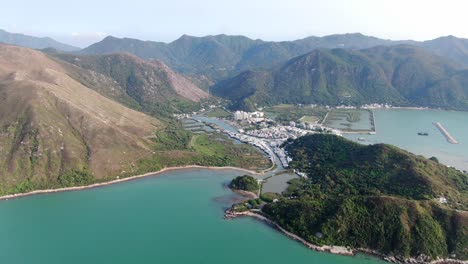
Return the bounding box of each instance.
[2,0,467,47]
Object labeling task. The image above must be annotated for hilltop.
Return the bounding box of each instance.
[80,33,409,80]
[261,134,468,261]
[421,35,468,67]
[212,45,468,111]
[80,33,468,79]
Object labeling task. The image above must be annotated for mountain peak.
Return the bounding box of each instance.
[0,28,79,52]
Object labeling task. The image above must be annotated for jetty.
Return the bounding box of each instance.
[433,122,459,144]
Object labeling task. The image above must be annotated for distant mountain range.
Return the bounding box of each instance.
[80,33,412,80]
[80,33,468,78]
[0,29,79,52]
[212,45,468,110]
[3,29,468,110]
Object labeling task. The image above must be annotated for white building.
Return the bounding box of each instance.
[233,111,265,121]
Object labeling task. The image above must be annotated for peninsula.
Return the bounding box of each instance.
[227,134,468,263]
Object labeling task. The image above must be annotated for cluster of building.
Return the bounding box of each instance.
[174,113,192,119]
[233,111,265,122]
[293,169,307,178]
[272,145,291,168]
[246,125,308,140]
[360,103,393,109]
[177,107,342,171]
[246,123,341,140]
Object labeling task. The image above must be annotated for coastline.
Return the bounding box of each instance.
[228,211,466,264]
[0,165,261,201]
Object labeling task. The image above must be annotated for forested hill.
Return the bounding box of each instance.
[262,134,468,261]
[212,45,468,111]
[80,33,408,80]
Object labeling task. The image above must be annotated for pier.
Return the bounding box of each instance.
[433,122,459,144]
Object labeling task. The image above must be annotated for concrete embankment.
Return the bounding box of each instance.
[433,122,459,144]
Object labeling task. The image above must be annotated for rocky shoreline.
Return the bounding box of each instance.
[225,209,467,264]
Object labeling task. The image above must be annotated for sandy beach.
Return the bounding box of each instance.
[0,165,261,201]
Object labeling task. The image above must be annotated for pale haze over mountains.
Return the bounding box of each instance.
[2,0,468,47]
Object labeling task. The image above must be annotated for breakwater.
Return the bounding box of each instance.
[433,122,459,144]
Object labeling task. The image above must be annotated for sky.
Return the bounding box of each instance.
[2,0,468,48]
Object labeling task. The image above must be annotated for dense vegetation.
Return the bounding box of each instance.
[263,195,467,259]
[81,33,468,82]
[81,33,406,81]
[213,45,468,111]
[229,175,260,192]
[285,134,467,208]
[260,134,468,260]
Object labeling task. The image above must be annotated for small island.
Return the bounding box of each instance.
[227,134,468,263]
[229,175,260,193]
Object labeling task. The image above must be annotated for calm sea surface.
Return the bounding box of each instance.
[0,168,384,264]
[2,109,464,264]
[345,109,468,171]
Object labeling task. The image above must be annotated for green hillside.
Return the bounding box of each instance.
[81,33,408,80]
[421,36,468,67]
[213,45,468,111]
[261,134,468,260]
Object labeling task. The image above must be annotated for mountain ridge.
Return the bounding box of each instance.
[0,29,79,52]
[212,45,468,110]
[80,33,413,80]
[80,33,468,82]
[52,52,210,117]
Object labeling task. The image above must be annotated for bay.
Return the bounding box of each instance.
[345,109,468,172]
[0,168,384,264]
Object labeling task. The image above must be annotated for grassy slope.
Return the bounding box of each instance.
[54,53,208,118]
[131,131,271,177]
[262,134,468,260]
[0,44,270,195]
[0,44,161,193]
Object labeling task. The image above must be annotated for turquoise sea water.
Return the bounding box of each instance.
[345,109,468,171]
[0,169,384,264]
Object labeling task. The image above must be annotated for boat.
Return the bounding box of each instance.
[357,137,365,141]
[417,132,429,136]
